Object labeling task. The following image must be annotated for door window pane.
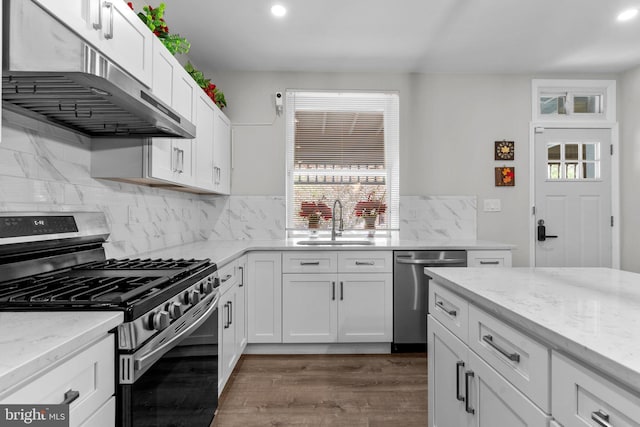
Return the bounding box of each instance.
[546,141,600,180]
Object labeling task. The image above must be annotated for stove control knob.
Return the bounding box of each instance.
[181,291,190,305]
[152,311,170,331]
[200,279,214,295]
[168,302,185,319]
[189,290,201,305]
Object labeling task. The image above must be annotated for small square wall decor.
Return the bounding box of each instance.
[495,140,515,160]
[495,167,515,186]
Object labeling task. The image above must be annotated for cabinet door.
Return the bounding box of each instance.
[337,273,392,342]
[282,274,338,343]
[213,106,232,194]
[194,93,216,190]
[247,252,282,343]
[236,257,248,352]
[33,0,99,47]
[428,316,468,427]
[91,0,153,87]
[219,287,237,391]
[467,350,550,427]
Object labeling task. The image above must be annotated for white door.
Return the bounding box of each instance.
[534,128,612,267]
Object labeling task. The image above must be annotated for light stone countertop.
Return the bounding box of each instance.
[0,311,123,397]
[137,237,514,267]
[424,267,640,393]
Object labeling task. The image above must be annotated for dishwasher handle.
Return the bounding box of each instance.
[396,258,466,266]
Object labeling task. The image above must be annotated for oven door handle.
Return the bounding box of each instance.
[134,292,219,373]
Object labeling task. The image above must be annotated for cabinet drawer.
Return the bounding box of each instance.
[467,250,512,267]
[283,251,338,273]
[469,306,550,413]
[429,281,469,343]
[218,260,239,292]
[337,251,392,273]
[552,351,640,427]
[78,397,115,427]
[1,335,115,427]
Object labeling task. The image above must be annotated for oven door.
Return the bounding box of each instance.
[119,294,219,427]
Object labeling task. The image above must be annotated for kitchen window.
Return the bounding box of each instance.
[285,91,399,232]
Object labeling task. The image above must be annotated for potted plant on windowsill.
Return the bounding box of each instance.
[354,192,386,232]
[299,201,332,233]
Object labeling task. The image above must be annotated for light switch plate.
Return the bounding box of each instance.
[483,199,502,212]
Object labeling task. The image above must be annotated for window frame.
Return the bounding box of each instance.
[285,90,400,234]
[532,79,616,123]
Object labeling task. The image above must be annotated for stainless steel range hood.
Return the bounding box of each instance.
[2,0,196,139]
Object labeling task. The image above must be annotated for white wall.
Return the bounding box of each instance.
[210,71,532,265]
[620,66,640,273]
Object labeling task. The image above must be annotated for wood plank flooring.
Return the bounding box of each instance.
[212,353,427,427]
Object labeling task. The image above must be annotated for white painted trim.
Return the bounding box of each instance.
[529,123,620,268]
[245,343,391,354]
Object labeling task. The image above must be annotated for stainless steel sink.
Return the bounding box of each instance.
[296,239,374,246]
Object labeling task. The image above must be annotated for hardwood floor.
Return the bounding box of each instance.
[212,353,427,427]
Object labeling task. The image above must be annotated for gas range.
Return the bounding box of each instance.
[0,212,221,426]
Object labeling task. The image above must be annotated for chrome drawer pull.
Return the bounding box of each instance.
[300,261,320,266]
[436,300,457,316]
[332,282,336,301]
[591,410,613,427]
[479,261,500,265]
[355,261,375,265]
[455,361,465,402]
[464,371,475,414]
[61,389,80,405]
[482,335,520,362]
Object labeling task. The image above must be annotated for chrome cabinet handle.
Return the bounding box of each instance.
[332,281,335,301]
[340,281,344,301]
[104,2,114,39]
[300,261,320,266]
[479,261,500,265]
[61,389,80,405]
[93,0,102,29]
[591,410,613,427]
[464,371,475,414]
[482,335,520,362]
[173,147,180,172]
[355,261,375,265]
[455,361,465,402]
[179,149,185,173]
[228,301,233,325]
[238,266,244,287]
[436,300,457,316]
[223,302,230,329]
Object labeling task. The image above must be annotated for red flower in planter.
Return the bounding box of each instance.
[354,192,386,217]
[299,202,332,220]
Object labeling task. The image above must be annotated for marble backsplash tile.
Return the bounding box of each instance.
[0,118,210,259]
[201,195,477,240]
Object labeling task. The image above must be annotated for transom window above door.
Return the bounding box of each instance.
[546,142,601,180]
[285,91,399,232]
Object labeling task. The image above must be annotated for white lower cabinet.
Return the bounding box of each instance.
[247,252,282,343]
[552,351,640,427]
[0,334,116,427]
[282,251,393,344]
[467,250,512,267]
[428,316,549,427]
[217,258,248,394]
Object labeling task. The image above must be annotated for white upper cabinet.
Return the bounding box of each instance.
[32,0,153,87]
[213,105,232,195]
[194,92,216,190]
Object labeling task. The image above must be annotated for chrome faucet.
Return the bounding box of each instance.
[331,199,344,240]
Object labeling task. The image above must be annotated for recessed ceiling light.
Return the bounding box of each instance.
[271,4,287,17]
[617,8,638,21]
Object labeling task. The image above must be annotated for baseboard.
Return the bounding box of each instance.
[244,343,391,355]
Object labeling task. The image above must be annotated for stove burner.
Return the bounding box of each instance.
[78,258,206,271]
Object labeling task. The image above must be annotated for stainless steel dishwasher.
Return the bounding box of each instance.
[393,250,467,352]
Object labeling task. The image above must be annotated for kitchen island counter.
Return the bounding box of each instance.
[424,267,640,394]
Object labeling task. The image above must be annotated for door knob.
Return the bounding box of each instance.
[537,220,558,242]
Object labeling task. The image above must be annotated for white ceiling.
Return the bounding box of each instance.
[160,0,640,74]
